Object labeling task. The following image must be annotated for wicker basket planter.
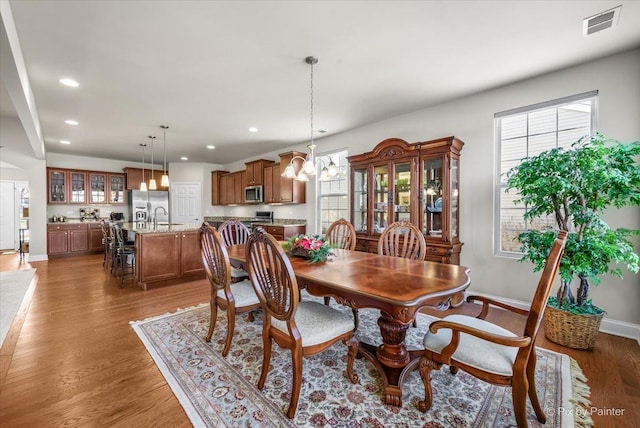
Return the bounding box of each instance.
[543,304,605,350]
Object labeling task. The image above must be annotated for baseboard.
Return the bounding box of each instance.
[25,254,48,262]
[469,291,640,345]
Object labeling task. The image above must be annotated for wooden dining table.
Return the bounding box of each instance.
[226,245,471,407]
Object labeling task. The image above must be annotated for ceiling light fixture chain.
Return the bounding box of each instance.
[139,143,148,192]
[148,135,157,190]
[160,125,170,187]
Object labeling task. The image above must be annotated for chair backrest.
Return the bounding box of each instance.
[378,220,427,260]
[100,219,110,239]
[199,223,230,292]
[325,218,357,251]
[523,230,568,340]
[246,227,299,321]
[218,220,251,247]
[111,223,122,246]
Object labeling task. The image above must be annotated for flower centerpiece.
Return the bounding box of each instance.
[283,234,335,263]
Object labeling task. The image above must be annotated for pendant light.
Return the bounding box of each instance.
[282,56,319,181]
[148,135,157,190]
[160,125,170,187]
[139,143,148,192]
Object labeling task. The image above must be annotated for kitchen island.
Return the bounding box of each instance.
[122,223,205,290]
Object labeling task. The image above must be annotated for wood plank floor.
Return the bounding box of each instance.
[1,253,638,427]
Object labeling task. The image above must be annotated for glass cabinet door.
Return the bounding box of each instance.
[109,174,125,204]
[451,156,460,239]
[373,165,389,233]
[352,168,368,233]
[89,173,106,204]
[70,171,87,203]
[422,157,443,237]
[49,170,67,203]
[393,162,411,223]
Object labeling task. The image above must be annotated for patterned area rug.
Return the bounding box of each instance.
[131,296,591,427]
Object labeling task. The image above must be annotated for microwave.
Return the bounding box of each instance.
[245,185,263,203]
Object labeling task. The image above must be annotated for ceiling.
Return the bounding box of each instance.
[2,1,640,168]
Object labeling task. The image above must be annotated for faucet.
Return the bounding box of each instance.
[153,206,168,229]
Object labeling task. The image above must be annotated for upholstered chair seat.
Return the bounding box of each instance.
[423,314,518,376]
[230,266,249,279]
[216,279,260,307]
[271,301,355,347]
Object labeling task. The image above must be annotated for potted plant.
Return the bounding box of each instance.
[506,133,640,349]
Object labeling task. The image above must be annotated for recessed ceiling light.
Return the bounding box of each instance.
[59,78,79,87]
[206,145,215,150]
[248,127,258,133]
[180,156,188,161]
[65,119,79,125]
[60,140,71,145]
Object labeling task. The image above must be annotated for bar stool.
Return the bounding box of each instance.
[112,224,135,287]
[100,220,113,269]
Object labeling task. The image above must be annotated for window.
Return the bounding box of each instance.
[494,91,598,256]
[317,150,349,233]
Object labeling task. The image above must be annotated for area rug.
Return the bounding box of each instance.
[131,296,592,427]
[0,269,36,348]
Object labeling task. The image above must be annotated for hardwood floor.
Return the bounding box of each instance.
[1,253,638,427]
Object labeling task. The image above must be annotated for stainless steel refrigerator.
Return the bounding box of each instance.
[128,190,169,224]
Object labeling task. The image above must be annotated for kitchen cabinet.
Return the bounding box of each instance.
[88,223,104,251]
[47,223,94,255]
[123,167,165,190]
[109,174,125,204]
[69,170,88,204]
[348,137,464,264]
[278,151,306,204]
[218,171,244,205]
[89,172,107,204]
[210,170,229,205]
[244,159,270,186]
[135,229,205,290]
[48,168,68,204]
[234,172,245,204]
[263,162,280,203]
[261,225,306,241]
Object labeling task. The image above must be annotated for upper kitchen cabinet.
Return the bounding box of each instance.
[210,170,229,205]
[263,162,281,204]
[278,151,306,204]
[69,170,88,204]
[48,168,68,204]
[348,137,464,264]
[89,172,107,204]
[244,159,271,186]
[123,167,165,190]
[109,174,125,204]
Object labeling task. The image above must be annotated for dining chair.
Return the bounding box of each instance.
[111,223,136,288]
[378,220,427,260]
[246,227,359,419]
[100,219,113,270]
[416,230,568,428]
[325,218,357,251]
[217,220,251,282]
[200,223,260,357]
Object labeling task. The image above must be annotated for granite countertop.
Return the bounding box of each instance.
[203,216,306,227]
[121,222,201,234]
[48,218,107,225]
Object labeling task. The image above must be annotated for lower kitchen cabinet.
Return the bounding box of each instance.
[261,225,306,241]
[135,229,205,290]
[48,223,98,256]
[88,223,104,251]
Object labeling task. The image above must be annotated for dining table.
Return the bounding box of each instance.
[226,245,471,407]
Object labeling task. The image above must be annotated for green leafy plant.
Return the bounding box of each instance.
[506,133,640,315]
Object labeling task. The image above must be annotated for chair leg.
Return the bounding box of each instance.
[222,305,236,357]
[345,336,359,383]
[286,345,303,419]
[527,348,546,423]
[205,300,218,342]
[323,296,330,306]
[450,365,459,375]
[417,355,442,413]
[351,308,359,331]
[512,373,530,428]
[257,332,271,390]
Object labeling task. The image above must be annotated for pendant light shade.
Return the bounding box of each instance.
[148,135,157,190]
[139,143,148,192]
[160,125,170,187]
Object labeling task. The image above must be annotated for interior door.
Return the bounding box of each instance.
[171,183,201,224]
[0,182,16,250]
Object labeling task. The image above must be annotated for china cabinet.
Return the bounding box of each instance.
[348,137,464,264]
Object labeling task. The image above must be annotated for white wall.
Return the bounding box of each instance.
[219,49,640,325]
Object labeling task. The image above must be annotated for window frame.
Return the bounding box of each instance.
[316,149,349,234]
[493,91,598,258]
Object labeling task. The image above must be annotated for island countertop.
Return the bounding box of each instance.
[121,222,201,234]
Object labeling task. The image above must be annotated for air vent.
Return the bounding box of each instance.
[583,5,621,36]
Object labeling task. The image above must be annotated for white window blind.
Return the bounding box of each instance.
[494,91,598,256]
